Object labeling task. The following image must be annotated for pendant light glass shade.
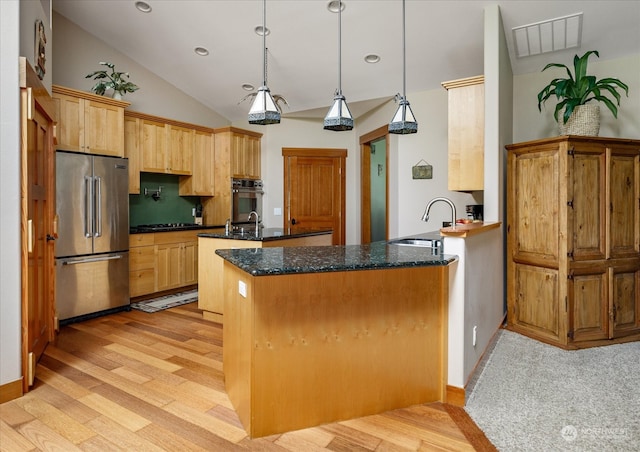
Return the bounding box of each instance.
[248,85,280,125]
[324,92,353,131]
[389,97,417,134]
[248,0,280,125]
[324,0,353,131]
[389,0,417,134]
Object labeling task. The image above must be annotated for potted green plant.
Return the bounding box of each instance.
[537,50,628,136]
[86,61,139,99]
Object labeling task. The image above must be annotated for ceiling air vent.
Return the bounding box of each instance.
[512,12,583,58]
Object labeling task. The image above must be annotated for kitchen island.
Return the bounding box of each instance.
[197,227,332,322]
[216,243,456,438]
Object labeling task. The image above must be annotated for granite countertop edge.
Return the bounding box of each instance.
[198,227,332,241]
[216,240,457,276]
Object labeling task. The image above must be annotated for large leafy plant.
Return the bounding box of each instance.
[86,62,139,97]
[537,50,628,124]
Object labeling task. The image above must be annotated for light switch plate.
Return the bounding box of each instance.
[238,280,247,298]
[274,207,282,216]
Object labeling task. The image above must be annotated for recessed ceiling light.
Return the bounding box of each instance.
[327,1,345,13]
[512,12,583,58]
[242,84,255,91]
[254,25,270,36]
[364,54,380,64]
[194,47,209,56]
[135,1,152,13]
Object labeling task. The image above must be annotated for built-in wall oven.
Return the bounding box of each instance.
[231,178,263,224]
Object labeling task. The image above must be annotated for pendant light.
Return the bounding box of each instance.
[248,0,280,125]
[388,0,417,134]
[324,0,353,131]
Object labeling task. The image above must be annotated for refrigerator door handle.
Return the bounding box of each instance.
[62,255,123,265]
[94,176,102,238]
[84,175,93,238]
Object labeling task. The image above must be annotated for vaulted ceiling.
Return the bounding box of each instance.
[53,0,640,122]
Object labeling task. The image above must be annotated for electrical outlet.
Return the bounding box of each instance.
[192,207,196,216]
[473,325,477,347]
[238,280,247,298]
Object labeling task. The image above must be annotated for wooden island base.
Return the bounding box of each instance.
[223,263,449,438]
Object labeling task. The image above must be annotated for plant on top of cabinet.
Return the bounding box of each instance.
[86,61,139,100]
[536,50,629,136]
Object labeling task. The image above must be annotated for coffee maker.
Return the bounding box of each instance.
[466,204,483,221]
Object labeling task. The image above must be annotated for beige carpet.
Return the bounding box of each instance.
[465,329,640,451]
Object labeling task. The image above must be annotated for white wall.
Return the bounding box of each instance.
[0,0,22,387]
[52,12,229,128]
[513,54,640,142]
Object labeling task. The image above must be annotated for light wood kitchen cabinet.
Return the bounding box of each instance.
[52,85,128,157]
[230,130,261,179]
[129,234,156,297]
[179,130,215,196]
[125,111,214,193]
[198,232,333,323]
[201,127,263,224]
[167,124,194,175]
[140,117,169,173]
[129,230,200,298]
[124,115,141,194]
[506,136,640,349]
[441,76,484,192]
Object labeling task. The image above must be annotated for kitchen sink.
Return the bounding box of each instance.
[387,238,440,248]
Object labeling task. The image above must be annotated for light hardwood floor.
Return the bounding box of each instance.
[1,303,495,451]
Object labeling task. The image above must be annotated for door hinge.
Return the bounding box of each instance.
[567,330,574,340]
[565,296,568,312]
[568,273,574,280]
[568,147,575,156]
[567,251,574,259]
[612,304,617,323]
[567,200,574,208]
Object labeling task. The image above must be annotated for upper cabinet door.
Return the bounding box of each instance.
[442,76,484,192]
[569,145,607,261]
[167,125,194,175]
[84,100,125,156]
[140,119,168,173]
[608,146,640,259]
[52,85,128,157]
[53,92,83,153]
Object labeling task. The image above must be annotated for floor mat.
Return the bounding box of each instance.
[130,290,198,313]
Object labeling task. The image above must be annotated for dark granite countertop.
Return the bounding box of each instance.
[215,240,457,276]
[198,227,332,242]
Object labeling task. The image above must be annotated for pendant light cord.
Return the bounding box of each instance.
[402,0,406,100]
[338,0,342,95]
[262,0,267,86]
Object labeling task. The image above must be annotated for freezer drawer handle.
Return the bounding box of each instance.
[62,255,123,265]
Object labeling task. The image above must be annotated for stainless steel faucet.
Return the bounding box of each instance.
[248,211,259,235]
[421,197,456,228]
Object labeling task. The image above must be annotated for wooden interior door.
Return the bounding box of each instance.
[283,148,346,245]
[20,59,56,391]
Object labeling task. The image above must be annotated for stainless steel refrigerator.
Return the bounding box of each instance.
[55,151,130,321]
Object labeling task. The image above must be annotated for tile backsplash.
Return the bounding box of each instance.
[129,173,200,226]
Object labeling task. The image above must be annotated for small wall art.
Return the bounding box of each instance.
[35,19,47,80]
[412,159,433,179]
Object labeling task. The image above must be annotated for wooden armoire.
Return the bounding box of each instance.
[506,136,640,349]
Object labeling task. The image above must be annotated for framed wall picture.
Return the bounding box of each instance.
[35,19,47,80]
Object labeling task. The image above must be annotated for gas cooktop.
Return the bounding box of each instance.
[131,223,204,232]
